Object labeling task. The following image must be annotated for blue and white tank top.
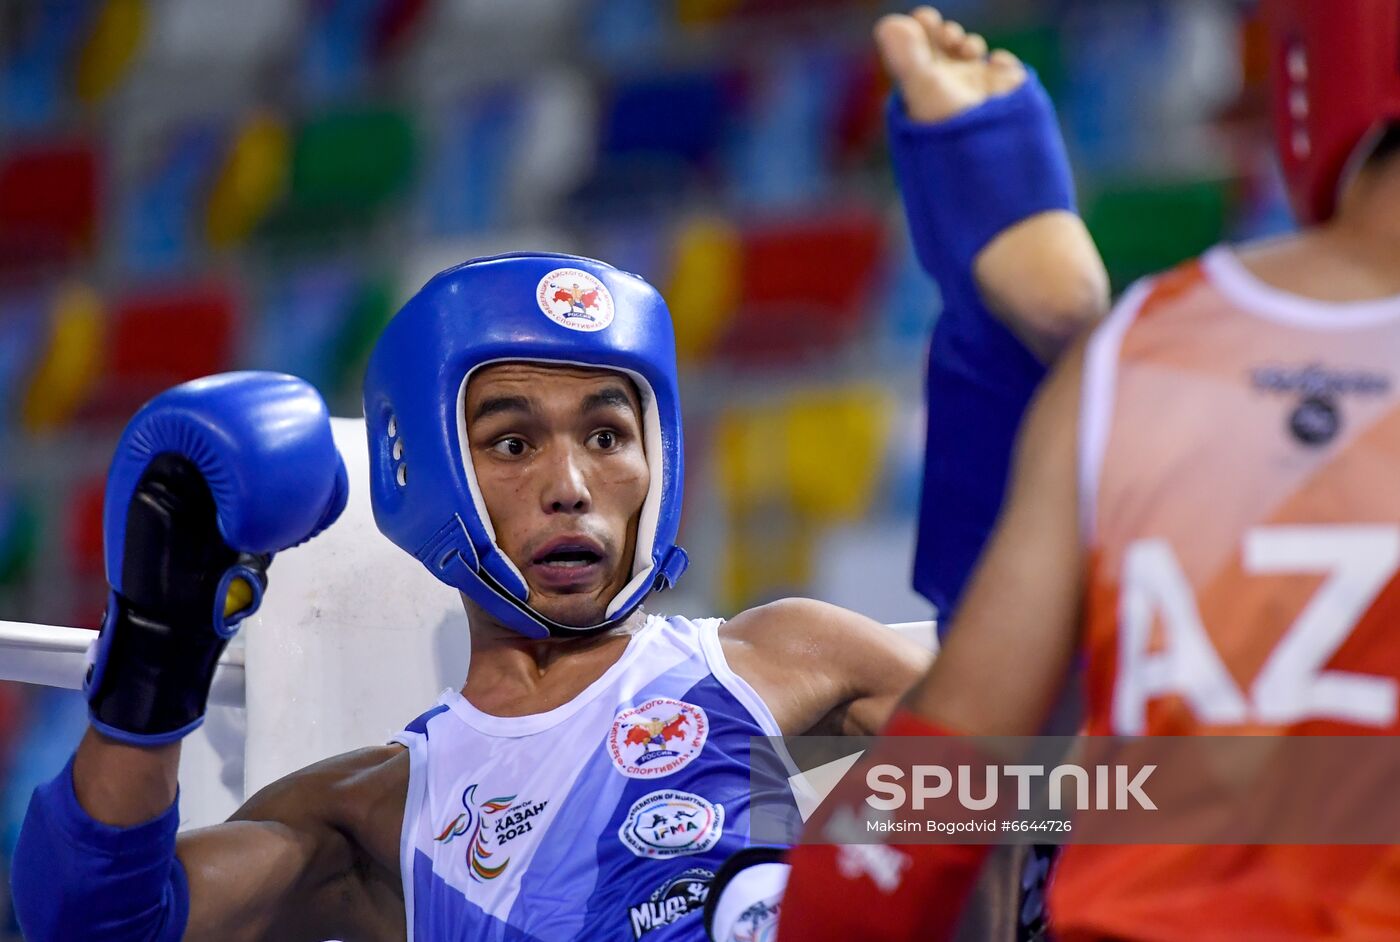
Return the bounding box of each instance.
[392,613,786,942]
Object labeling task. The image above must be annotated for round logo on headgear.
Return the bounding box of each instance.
[536,268,615,332]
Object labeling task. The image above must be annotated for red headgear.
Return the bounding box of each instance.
[1264,0,1400,224]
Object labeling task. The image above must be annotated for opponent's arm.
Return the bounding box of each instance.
[877,7,1109,359]
[775,340,1087,942]
[713,353,1085,939]
[723,599,934,736]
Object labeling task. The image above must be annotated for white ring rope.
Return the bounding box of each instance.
[0,619,246,707]
[0,618,927,710]
[0,614,930,830]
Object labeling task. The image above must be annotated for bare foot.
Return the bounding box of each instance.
[874,6,1028,124]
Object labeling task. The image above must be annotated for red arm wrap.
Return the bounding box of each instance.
[775,710,992,942]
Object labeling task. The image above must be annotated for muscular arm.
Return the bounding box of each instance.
[723,599,934,736]
[905,338,1087,735]
[179,746,406,942]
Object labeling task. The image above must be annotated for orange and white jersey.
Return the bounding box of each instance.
[1051,246,1400,940]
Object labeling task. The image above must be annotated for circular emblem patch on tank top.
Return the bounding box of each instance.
[536,268,615,332]
[1289,394,1340,447]
[608,697,709,779]
[619,789,724,859]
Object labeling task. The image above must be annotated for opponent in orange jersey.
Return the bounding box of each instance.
[778,1,1400,939]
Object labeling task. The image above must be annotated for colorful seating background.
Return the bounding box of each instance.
[0,1,1287,926]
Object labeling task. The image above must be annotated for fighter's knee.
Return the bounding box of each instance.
[1013,269,1110,350]
[976,212,1110,358]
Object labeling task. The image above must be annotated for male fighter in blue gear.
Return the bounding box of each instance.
[9,253,934,942]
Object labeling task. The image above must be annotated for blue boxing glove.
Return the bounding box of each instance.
[85,372,347,745]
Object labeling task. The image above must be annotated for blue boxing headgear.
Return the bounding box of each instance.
[364,253,689,639]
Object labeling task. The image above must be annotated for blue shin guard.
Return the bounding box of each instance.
[886,68,1078,291]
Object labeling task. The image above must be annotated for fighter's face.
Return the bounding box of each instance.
[464,362,649,628]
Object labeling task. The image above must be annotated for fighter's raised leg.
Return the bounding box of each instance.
[874,6,1026,123]
[876,5,1105,364]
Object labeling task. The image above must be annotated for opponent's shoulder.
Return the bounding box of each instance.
[1101,250,1219,333]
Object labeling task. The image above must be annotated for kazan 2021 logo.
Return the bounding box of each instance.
[619,789,724,859]
[536,268,615,332]
[608,698,709,779]
[433,783,550,882]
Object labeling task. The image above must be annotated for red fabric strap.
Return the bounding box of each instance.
[776,709,993,941]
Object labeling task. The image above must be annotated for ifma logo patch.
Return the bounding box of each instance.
[619,789,724,858]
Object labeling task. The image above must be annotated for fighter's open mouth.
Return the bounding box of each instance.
[539,548,602,567]
[532,533,607,567]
